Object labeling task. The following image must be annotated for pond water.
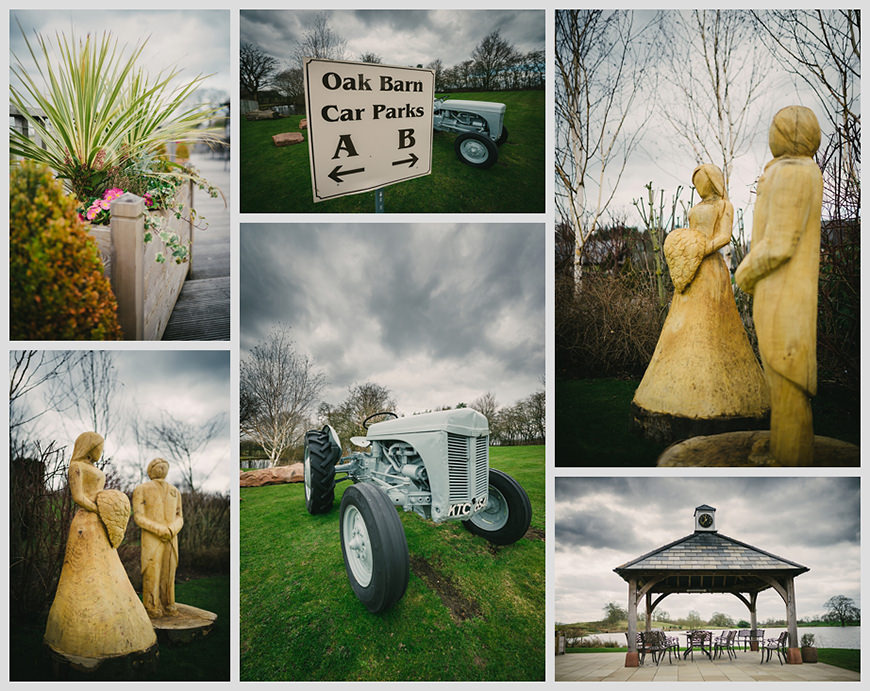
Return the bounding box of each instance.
[582,626,859,649]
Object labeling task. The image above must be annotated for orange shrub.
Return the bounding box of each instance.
[10,161,122,340]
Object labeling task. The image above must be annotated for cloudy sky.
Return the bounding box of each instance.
[240,223,544,415]
[10,350,231,494]
[10,10,230,102]
[555,477,860,625]
[241,10,544,69]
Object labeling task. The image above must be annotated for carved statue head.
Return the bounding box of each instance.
[691,164,727,200]
[769,106,821,158]
[147,458,170,480]
[71,431,104,465]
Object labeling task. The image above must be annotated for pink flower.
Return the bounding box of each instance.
[98,199,111,210]
[86,205,100,220]
[103,187,124,201]
[144,193,154,208]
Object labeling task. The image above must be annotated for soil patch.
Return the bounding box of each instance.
[525,527,545,541]
[410,554,482,623]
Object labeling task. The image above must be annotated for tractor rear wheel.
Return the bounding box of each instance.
[455,132,498,168]
[303,426,339,514]
[462,469,531,545]
[339,483,409,613]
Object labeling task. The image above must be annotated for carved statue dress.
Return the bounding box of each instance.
[632,165,768,428]
[44,432,156,660]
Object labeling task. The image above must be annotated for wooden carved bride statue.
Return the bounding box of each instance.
[44,432,156,667]
[632,164,769,442]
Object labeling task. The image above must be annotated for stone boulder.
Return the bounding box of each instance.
[272,132,304,147]
[240,463,304,487]
[299,118,308,130]
[246,109,278,121]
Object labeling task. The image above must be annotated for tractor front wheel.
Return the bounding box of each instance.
[304,426,339,514]
[455,132,498,168]
[496,124,509,146]
[339,483,409,613]
[463,469,531,545]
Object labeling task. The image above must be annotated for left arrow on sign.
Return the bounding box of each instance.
[328,165,366,184]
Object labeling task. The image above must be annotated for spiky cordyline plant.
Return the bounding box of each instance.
[10,23,224,201]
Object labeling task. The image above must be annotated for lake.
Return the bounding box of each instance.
[582,626,859,649]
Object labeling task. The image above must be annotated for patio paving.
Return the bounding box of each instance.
[555,651,859,682]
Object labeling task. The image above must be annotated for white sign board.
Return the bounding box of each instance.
[304,58,434,202]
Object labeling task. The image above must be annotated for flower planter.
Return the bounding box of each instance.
[85,184,192,340]
[801,646,818,663]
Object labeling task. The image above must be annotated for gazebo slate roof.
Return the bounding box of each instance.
[615,531,808,575]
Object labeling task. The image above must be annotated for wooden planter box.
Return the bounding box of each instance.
[801,646,818,663]
[87,184,193,340]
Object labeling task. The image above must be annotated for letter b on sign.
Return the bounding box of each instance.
[398,129,415,150]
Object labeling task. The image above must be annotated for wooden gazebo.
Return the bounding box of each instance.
[614,505,809,667]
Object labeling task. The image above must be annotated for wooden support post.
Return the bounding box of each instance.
[750,593,759,651]
[785,577,802,664]
[645,591,652,632]
[110,193,145,340]
[625,579,639,667]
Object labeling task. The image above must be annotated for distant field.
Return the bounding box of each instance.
[240,90,545,213]
[240,445,544,681]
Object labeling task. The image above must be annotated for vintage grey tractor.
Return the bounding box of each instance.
[433,96,507,169]
[303,408,531,613]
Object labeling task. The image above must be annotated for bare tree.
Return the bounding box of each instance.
[426,59,444,91]
[358,52,382,64]
[52,351,121,437]
[471,392,498,421]
[662,10,772,187]
[240,42,277,102]
[294,12,347,66]
[555,10,657,287]
[240,327,325,466]
[147,412,228,493]
[472,30,518,91]
[9,350,76,448]
[272,67,304,105]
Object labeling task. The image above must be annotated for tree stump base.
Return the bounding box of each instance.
[45,641,158,680]
[658,431,859,466]
[151,603,217,645]
[631,403,768,446]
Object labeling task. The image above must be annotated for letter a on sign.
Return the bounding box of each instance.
[304,58,434,202]
[332,135,359,159]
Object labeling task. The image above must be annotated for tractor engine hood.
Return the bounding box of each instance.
[435,99,506,116]
[367,408,489,439]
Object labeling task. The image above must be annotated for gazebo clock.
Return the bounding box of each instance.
[694,504,717,531]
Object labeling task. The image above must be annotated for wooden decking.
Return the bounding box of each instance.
[162,153,230,341]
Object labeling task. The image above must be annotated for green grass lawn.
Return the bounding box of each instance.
[817,648,861,673]
[240,445,544,681]
[10,575,229,681]
[557,378,860,467]
[240,90,544,213]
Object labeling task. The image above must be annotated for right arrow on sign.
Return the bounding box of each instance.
[328,165,366,184]
[392,152,419,168]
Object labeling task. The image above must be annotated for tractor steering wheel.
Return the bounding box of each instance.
[363,411,399,430]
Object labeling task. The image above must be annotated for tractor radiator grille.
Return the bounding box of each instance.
[474,436,489,497]
[447,433,489,502]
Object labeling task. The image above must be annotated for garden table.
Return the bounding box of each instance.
[683,630,712,660]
